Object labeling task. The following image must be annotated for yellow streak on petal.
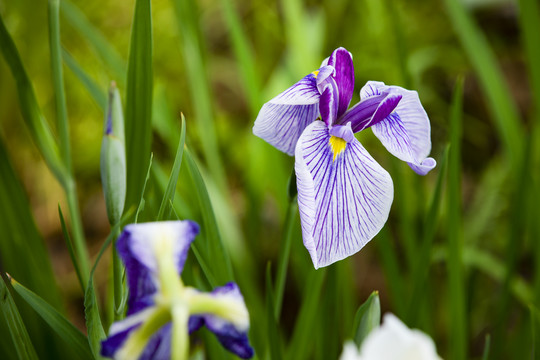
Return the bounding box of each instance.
[329,136,347,162]
[311,70,319,78]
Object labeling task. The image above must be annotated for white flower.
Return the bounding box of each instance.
[339,313,441,360]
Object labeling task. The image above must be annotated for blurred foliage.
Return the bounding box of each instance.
[0,0,539,359]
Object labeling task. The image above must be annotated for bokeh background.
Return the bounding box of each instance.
[1,0,539,359]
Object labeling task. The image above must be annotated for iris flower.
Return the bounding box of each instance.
[253,48,435,268]
[339,313,441,360]
[101,221,254,359]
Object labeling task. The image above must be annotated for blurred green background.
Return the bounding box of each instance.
[1,0,539,359]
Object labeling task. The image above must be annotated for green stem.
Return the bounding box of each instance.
[171,305,189,360]
[48,0,71,173]
[66,180,90,286]
[274,198,298,320]
[112,226,123,320]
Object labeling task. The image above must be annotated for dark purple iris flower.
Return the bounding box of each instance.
[100,221,254,359]
[253,48,436,268]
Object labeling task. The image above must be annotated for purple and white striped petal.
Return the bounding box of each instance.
[360,81,436,175]
[295,121,394,269]
[117,221,200,314]
[327,47,355,118]
[200,283,254,359]
[253,68,332,155]
[318,76,340,126]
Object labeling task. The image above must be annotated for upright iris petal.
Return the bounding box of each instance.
[101,221,254,359]
[253,47,354,155]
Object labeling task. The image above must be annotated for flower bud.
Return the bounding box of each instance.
[101,82,126,225]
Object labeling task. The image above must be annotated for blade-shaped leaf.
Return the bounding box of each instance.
[10,277,93,360]
[352,291,381,348]
[157,115,186,220]
[124,0,153,213]
[266,263,283,360]
[184,147,234,284]
[0,275,38,360]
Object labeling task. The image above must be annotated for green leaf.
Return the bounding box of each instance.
[0,275,38,360]
[407,146,449,325]
[444,0,524,166]
[184,147,234,284]
[352,291,381,348]
[58,205,84,293]
[62,48,107,110]
[172,0,227,192]
[124,0,153,213]
[0,139,62,309]
[157,115,186,221]
[446,76,466,360]
[0,12,67,186]
[60,0,126,81]
[48,0,71,173]
[266,263,283,360]
[286,269,327,360]
[10,277,93,360]
[482,334,491,360]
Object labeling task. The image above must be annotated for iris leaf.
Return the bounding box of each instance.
[0,275,38,360]
[266,263,283,360]
[10,278,93,360]
[157,115,186,221]
[447,76,466,360]
[352,291,381,348]
[124,0,153,214]
[184,147,234,284]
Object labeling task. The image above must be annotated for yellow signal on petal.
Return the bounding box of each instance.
[329,136,347,162]
[311,70,319,78]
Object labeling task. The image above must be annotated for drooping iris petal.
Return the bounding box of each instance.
[295,121,394,268]
[197,283,254,359]
[253,67,333,155]
[360,81,436,175]
[117,221,200,314]
[101,307,155,358]
[327,47,355,118]
[138,323,172,360]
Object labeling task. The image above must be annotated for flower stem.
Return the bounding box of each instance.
[274,197,298,320]
[171,304,189,360]
[112,226,123,320]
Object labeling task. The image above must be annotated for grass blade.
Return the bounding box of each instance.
[446,77,466,360]
[0,13,66,185]
[157,115,186,221]
[266,263,284,360]
[62,48,107,110]
[60,0,125,81]
[124,0,153,213]
[407,146,449,325]
[48,0,71,172]
[0,275,38,360]
[286,269,327,360]
[172,0,227,192]
[184,147,234,284]
[443,0,524,165]
[274,198,298,320]
[10,277,93,360]
[58,205,84,293]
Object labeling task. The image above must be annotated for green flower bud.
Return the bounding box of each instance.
[101,82,126,225]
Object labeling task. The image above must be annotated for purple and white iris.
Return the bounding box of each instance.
[253,47,436,269]
[101,221,254,359]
